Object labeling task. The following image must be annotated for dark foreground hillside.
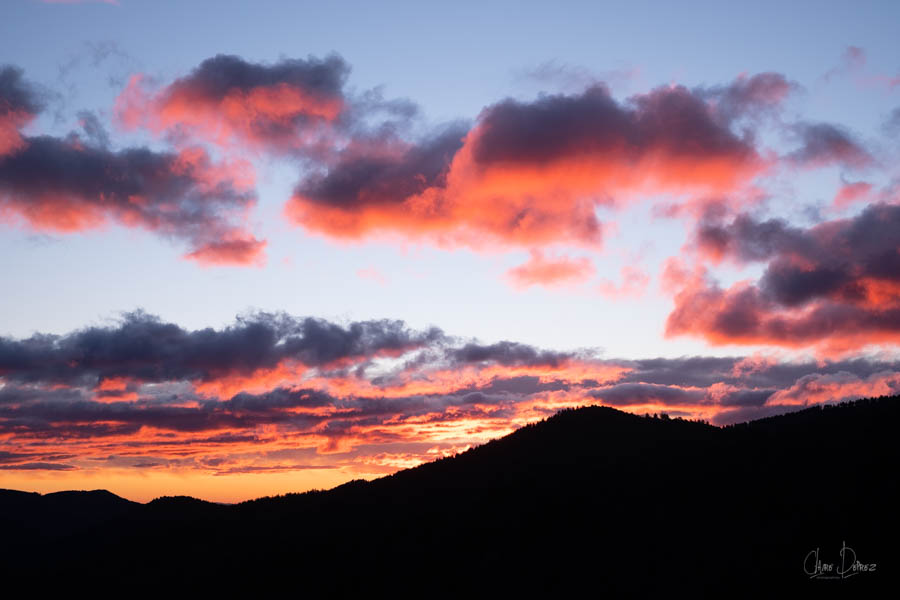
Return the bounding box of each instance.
[3,397,898,596]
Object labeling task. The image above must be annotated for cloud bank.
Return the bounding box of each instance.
[2,312,897,480]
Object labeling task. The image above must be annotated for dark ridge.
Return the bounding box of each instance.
[42,488,134,507]
[146,494,221,508]
[1,396,897,595]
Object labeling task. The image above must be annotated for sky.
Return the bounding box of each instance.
[1,0,899,502]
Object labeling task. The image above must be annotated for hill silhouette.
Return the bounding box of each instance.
[2,398,897,595]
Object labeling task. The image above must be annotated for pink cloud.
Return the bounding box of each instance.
[505,250,595,290]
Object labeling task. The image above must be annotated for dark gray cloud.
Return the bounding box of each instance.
[0,462,77,471]
[471,83,758,167]
[0,388,324,435]
[718,389,775,407]
[0,134,263,263]
[622,355,900,392]
[884,107,900,137]
[0,363,895,441]
[695,202,900,310]
[0,311,445,386]
[287,79,767,246]
[133,53,353,155]
[0,64,45,116]
[75,110,110,148]
[696,72,794,124]
[1,311,898,447]
[169,53,349,105]
[620,356,738,388]
[0,62,265,265]
[295,123,466,208]
[449,341,576,368]
[787,122,874,169]
[0,450,76,465]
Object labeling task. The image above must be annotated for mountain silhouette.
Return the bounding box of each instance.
[2,397,897,595]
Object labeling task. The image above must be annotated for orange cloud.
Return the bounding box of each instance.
[115,54,348,153]
[184,235,267,267]
[1,65,42,156]
[4,330,898,501]
[596,265,650,298]
[832,181,872,209]
[506,250,595,289]
[767,371,900,406]
[665,273,900,356]
[675,204,900,354]
[0,139,264,265]
[0,110,31,157]
[287,83,770,251]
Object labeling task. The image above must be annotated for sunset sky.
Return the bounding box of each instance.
[2,0,900,502]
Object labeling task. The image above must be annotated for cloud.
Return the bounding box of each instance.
[2,311,898,476]
[709,403,805,426]
[0,65,44,156]
[596,265,649,299]
[0,136,264,265]
[56,40,138,91]
[768,370,900,406]
[0,64,266,265]
[786,122,874,170]
[448,341,579,368]
[0,462,77,471]
[515,60,619,92]
[823,46,900,91]
[590,383,706,406]
[211,463,337,475]
[505,250,595,289]
[184,237,267,267]
[671,203,900,353]
[0,450,75,465]
[697,72,794,124]
[823,46,866,84]
[115,54,349,154]
[0,310,445,388]
[666,273,900,354]
[588,381,774,409]
[76,110,110,148]
[832,180,872,209]
[130,57,780,264]
[619,354,900,391]
[108,60,797,287]
[467,84,755,172]
[287,80,770,250]
[288,123,467,238]
[884,107,900,137]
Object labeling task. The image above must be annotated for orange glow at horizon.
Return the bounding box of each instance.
[3,369,889,503]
